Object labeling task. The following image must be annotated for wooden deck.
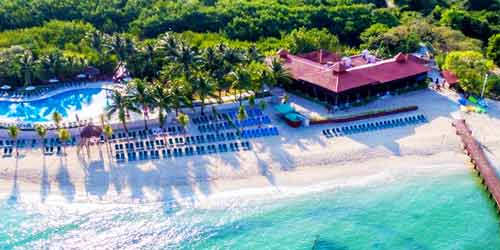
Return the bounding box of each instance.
[453,119,500,213]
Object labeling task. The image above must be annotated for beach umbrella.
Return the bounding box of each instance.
[76,74,87,79]
[1,85,11,90]
[49,78,59,83]
[80,124,103,139]
[25,86,36,91]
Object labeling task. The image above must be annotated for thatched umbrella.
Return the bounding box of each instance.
[80,124,103,155]
[83,66,100,81]
[80,124,103,138]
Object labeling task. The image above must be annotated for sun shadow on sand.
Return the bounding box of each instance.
[7,158,20,205]
[56,157,76,202]
[85,161,109,199]
[40,156,50,203]
[256,156,276,186]
[306,90,460,157]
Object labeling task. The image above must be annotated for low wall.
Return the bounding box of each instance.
[310,106,418,125]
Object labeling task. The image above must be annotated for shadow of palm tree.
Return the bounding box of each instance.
[7,158,20,205]
[256,156,277,186]
[85,161,109,199]
[56,157,75,202]
[40,156,50,203]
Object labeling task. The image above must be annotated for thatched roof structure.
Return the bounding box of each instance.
[80,125,103,138]
[83,66,100,77]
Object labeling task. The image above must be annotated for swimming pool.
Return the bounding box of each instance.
[0,88,110,123]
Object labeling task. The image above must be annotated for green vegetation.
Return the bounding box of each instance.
[101,34,277,131]
[0,0,498,97]
[442,50,494,95]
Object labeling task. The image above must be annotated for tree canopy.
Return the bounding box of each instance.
[442,51,494,95]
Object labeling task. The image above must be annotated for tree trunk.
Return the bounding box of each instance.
[201,99,205,115]
[122,121,128,134]
[159,109,164,129]
[143,105,148,130]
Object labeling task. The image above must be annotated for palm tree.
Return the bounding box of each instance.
[103,124,113,146]
[52,112,63,129]
[246,44,264,63]
[269,57,292,88]
[138,42,157,78]
[41,52,63,80]
[174,43,202,80]
[221,46,245,66]
[177,113,189,133]
[156,32,179,58]
[18,50,36,86]
[259,99,267,111]
[228,68,252,105]
[203,47,227,102]
[105,34,135,63]
[192,72,216,115]
[7,125,19,157]
[169,79,192,116]
[237,105,247,121]
[35,124,47,146]
[129,78,154,129]
[86,30,105,53]
[151,82,173,129]
[58,128,71,154]
[106,91,139,133]
[248,94,256,108]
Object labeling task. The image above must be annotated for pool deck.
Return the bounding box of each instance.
[453,119,500,214]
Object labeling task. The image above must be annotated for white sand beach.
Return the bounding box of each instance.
[1,88,499,208]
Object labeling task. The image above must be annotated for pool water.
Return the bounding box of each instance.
[0,88,110,123]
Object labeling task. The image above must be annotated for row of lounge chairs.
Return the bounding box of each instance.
[192,108,264,125]
[113,129,251,152]
[197,116,272,133]
[240,127,279,139]
[115,141,252,162]
[0,82,88,100]
[2,147,13,157]
[0,137,76,150]
[323,114,427,138]
[103,126,185,143]
[0,120,91,131]
[43,145,64,155]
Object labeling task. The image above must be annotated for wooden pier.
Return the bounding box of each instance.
[453,119,500,213]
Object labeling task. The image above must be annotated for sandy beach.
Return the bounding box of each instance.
[1,88,499,208]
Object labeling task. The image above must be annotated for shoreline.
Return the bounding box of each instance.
[1,89,500,210]
[0,149,471,209]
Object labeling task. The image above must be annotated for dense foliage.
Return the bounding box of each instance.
[442,51,494,95]
[0,0,498,97]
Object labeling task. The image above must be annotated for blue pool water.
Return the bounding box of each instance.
[0,168,499,249]
[0,88,110,123]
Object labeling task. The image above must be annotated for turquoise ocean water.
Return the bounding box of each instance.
[1,169,499,249]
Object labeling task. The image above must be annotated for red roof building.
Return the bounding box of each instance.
[271,49,431,106]
[442,70,459,87]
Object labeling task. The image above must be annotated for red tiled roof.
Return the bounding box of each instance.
[275,50,431,93]
[297,49,341,65]
[355,54,431,84]
[442,70,459,85]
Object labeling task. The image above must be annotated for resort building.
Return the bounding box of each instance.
[274,49,432,107]
[442,70,460,89]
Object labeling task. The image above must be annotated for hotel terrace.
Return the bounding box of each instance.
[273,49,432,107]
